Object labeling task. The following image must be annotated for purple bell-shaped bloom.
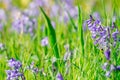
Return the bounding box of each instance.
[104,48,110,60]
[56,72,64,80]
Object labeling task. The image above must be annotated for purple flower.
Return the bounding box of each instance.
[104,48,110,60]
[0,9,6,21]
[112,30,119,41]
[50,4,60,17]
[52,21,56,29]
[63,51,72,61]
[56,72,64,80]
[0,43,4,50]
[86,14,120,78]
[28,62,40,74]
[102,62,108,71]
[116,66,120,70]
[6,70,23,80]
[110,64,115,71]
[12,13,36,36]
[8,58,22,69]
[35,0,45,7]
[24,1,40,17]
[93,12,101,20]
[6,58,24,80]
[105,71,111,77]
[86,15,111,59]
[32,68,39,74]
[41,37,48,46]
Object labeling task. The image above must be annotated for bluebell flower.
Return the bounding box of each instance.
[86,14,120,77]
[93,12,101,20]
[6,58,24,80]
[6,70,23,80]
[8,58,22,69]
[104,48,110,60]
[112,30,119,42]
[56,72,64,80]
[41,37,48,46]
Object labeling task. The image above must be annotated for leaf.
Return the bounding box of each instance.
[40,7,60,58]
[78,6,84,54]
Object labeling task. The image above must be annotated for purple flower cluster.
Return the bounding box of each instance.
[43,0,78,23]
[87,15,120,60]
[24,0,40,17]
[0,0,39,35]
[62,0,78,23]
[12,13,37,36]
[0,0,78,35]
[6,58,24,80]
[102,63,120,77]
[26,62,47,77]
[86,15,120,77]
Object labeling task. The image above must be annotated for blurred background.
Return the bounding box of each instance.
[0,0,120,25]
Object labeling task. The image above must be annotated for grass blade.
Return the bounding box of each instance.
[67,11,77,31]
[78,6,84,55]
[40,7,60,58]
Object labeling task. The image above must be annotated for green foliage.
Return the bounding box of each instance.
[40,7,60,58]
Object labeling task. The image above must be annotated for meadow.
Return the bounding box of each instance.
[0,0,120,80]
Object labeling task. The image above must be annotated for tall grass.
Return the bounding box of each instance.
[0,0,120,80]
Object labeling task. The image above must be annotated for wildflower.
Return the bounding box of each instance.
[50,4,60,18]
[112,30,119,42]
[63,44,72,61]
[86,15,120,77]
[104,48,110,60]
[86,15,111,59]
[6,58,25,80]
[52,21,56,29]
[28,62,39,74]
[102,62,108,71]
[110,64,115,71]
[6,70,23,80]
[93,12,101,20]
[41,37,48,46]
[105,71,111,77]
[0,9,6,21]
[63,51,72,61]
[0,43,4,50]
[24,1,40,17]
[56,72,64,80]
[12,12,37,36]
[8,58,22,69]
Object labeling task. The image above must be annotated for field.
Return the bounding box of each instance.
[0,0,120,80]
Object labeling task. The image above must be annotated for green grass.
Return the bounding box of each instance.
[0,0,120,80]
